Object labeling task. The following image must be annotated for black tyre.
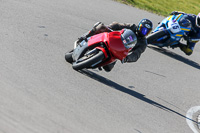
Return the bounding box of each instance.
[72,50,104,70]
[65,50,73,64]
[147,30,167,44]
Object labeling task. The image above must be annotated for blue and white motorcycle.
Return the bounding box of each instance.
[147,14,192,48]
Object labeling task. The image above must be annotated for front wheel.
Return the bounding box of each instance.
[65,50,73,64]
[147,30,168,44]
[72,49,105,70]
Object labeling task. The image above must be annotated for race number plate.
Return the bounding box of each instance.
[168,20,181,33]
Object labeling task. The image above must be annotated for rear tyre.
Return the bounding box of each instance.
[147,30,167,44]
[72,50,104,71]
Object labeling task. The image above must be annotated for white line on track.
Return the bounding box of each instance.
[186,106,200,133]
[198,115,200,129]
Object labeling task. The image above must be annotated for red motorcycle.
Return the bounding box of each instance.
[65,28,137,71]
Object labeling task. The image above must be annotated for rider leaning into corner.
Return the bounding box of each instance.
[170,11,200,55]
[77,19,153,72]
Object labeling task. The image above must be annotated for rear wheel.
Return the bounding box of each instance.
[72,49,104,70]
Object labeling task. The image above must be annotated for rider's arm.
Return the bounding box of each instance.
[108,22,137,32]
[125,37,147,62]
[84,22,110,38]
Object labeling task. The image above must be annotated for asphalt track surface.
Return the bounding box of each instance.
[0,0,200,133]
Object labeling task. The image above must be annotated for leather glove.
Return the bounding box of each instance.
[170,11,184,15]
[130,24,137,32]
[170,11,178,15]
[77,36,87,43]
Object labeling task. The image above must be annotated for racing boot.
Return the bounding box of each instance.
[103,61,116,72]
[179,44,193,55]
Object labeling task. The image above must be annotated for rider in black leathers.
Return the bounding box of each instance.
[78,19,153,72]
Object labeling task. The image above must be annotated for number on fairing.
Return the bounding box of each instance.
[168,20,181,33]
[173,25,180,29]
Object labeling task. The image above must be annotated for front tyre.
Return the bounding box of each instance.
[65,50,73,64]
[147,30,167,44]
[72,50,104,71]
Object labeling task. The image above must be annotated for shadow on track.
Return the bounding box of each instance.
[148,45,200,70]
[78,69,198,123]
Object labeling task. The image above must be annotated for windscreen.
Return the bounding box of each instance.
[121,29,137,49]
[179,15,192,28]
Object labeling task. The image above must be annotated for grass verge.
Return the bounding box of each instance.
[115,0,200,16]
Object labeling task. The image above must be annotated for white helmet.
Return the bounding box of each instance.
[196,13,200,28]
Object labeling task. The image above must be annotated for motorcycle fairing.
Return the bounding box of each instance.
[72,40,89,61]
[108,30,129,60]
[151,14,191,47]
[72,33,109,62]
[88,30,129,60]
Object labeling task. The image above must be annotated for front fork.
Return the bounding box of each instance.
[95,46,108,59]
[74,40,78,49]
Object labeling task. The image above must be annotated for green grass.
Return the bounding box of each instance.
[115,0,200,16]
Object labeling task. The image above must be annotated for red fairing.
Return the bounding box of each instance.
[85,29,130,67]
[88,30,129,61]
[88,33,108,47]
[108,30,129,60]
